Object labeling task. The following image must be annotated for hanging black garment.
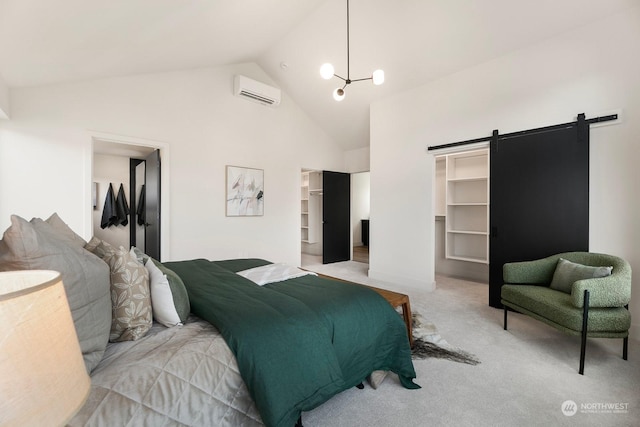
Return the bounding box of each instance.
[137,184,146,226]
[100,183,118,229]
[115,183,130,226]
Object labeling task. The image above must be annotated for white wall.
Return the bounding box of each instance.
[0,74,9,119]
[370,7,640,338]
[344,147,370,173]
[0,63,345,266]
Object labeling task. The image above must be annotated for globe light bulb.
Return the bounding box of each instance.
[320,63,335,80]
[333,88,345,101]
[372,69,385,85]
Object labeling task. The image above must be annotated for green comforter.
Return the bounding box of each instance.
[165,258,418,427]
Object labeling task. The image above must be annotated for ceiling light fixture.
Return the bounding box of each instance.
[320,0,384,101]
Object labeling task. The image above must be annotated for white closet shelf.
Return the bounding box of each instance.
[447,176,487,182]
[301,170,322,245]
[448,255,488,264]
[447,229,488,235]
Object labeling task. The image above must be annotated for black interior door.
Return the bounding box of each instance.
[144,149,161,260]
[323,170,351,264]
[129,158,144,251]
[489,124,589,307]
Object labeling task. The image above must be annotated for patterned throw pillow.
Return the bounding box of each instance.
[84,235,103,254]
[93,240,152,342]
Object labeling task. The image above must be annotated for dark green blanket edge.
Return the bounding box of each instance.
[210,258,420,391]
[165,258,419,427]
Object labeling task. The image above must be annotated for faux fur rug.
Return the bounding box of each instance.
[367,312,480,389]
[410,312,480,365]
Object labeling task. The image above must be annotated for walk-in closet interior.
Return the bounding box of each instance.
[434,148,490,283]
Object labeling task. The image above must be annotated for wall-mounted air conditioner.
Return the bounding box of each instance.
[233,75,281,107]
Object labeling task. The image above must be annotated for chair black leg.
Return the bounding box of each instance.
[579,290,590,375]
[504,307,508,330]
[295,415,303,427]
[623,303,629,360]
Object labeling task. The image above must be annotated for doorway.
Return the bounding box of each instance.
[351,171,370,264]
[128,149,161,259]
[433,148,490,284]
[300,169,352,267]
[90,133,169,260]
[301,169,323,266]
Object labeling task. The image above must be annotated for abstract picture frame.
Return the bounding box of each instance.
[225,165,264,216]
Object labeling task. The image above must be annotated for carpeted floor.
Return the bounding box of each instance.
[299,260,640,427]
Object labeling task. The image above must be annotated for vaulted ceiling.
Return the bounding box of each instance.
[0,0,636,150]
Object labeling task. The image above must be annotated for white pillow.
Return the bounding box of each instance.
[143,254,183,327]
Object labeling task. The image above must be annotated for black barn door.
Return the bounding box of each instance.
[144,149,161,260]
[323,171,351,264]
[489,123,589,307]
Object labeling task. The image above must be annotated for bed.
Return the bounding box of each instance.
[0,214,418,427]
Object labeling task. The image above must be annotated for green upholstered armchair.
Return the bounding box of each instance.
[501,252,632,375]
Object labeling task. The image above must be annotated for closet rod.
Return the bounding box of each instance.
[427,113,618,151]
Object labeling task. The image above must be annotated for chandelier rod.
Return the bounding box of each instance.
[346,0,350,81]
[319,0,384,100]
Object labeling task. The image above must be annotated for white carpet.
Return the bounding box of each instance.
[300,260,640,427]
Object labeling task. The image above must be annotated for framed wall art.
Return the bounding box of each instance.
[225,165,264,216]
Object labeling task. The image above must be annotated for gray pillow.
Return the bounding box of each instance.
[549,258,613,294]
[0,215,111,372]
[131,245,149,264]
[43,212,87,249]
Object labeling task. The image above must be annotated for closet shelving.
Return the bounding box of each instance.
[301,172,310,242]
[444,149,489,264]
[301,170,322,244]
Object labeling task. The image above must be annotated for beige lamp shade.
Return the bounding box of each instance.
[0,270,91,427]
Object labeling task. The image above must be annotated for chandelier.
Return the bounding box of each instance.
[319,0,384,101]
